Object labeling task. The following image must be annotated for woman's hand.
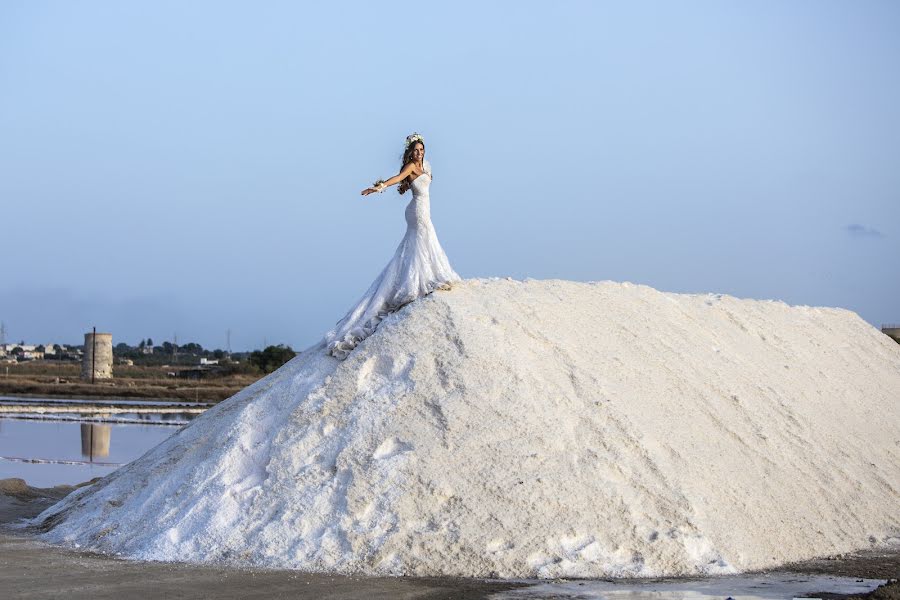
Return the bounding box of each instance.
[361,163,416,197]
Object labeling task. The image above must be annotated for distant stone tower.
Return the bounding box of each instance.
[81,331,113,380]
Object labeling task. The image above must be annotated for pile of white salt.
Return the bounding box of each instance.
[36,279,900,577]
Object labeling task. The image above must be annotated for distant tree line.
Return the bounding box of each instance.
[114,340,236,366]
[112,339,295,374]
[248,345,296,373]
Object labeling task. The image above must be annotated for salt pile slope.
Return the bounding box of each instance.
[37,279,900,578]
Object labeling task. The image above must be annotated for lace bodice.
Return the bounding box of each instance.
[409,159,432,197]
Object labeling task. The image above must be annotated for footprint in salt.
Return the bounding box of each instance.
[373,437,412,460]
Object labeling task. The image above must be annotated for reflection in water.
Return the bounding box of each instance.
[0,408,199,487]
[81,422,111,460]
[74,412,197,462]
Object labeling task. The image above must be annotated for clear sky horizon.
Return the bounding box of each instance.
[2,1,898,351]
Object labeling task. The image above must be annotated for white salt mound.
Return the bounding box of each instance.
[36,279,900,577]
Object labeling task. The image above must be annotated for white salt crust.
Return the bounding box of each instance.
[35,279,900,577]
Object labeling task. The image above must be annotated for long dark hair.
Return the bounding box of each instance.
[397,140,425,195]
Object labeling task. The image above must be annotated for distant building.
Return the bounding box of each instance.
[199,358,219,366]
[0,343,34,353]
[81,332,113,380]
[0,342,72,359]
[1,343,34,357]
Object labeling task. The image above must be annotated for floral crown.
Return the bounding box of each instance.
[405,132,424,149]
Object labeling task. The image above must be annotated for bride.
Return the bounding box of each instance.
[324,133,461,359]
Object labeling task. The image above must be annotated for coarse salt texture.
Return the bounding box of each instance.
[35,279,900,577]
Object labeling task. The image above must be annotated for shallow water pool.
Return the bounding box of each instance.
[492,573,886,599]
[0,410,195,487]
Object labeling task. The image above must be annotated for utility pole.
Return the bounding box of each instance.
[91,326,96,385]
[226,329,232,357]
[173,332,178,362]
[0,321,6,346]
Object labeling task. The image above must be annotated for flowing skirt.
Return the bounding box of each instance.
[324,194,460,359]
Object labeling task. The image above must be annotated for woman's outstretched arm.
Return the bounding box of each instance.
[361,162,417,196]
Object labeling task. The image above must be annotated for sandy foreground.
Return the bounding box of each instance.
[1,478,897,600]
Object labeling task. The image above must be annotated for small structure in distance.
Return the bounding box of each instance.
[81,331,113,381]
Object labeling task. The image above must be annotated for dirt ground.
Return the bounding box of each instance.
[0,478,896,600]
[0,478,525,600]
[0,362,256,402]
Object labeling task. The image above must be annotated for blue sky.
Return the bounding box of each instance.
[1,1,898,351]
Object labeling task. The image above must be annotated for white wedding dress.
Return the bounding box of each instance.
[325,159,461,359]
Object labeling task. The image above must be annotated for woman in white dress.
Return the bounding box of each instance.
[324,133,461,359]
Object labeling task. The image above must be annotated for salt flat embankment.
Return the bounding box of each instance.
[34,278,900,577]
